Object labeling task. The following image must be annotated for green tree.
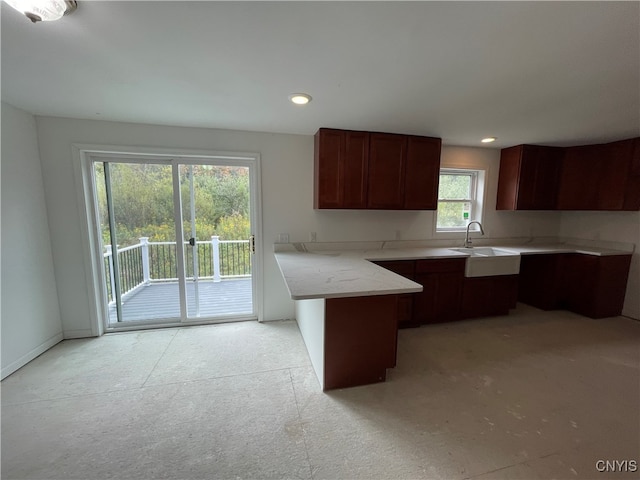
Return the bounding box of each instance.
[96,162,251,247]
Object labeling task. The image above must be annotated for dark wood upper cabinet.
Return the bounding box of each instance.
[623,138,640,210]
[556,145,601,210]
[314,128,369,209]
[404,136,442,209]
[598,138,639,211]
[315,128,442,210]
[343,131,370,208]
[496,144,562,210]
[499,137,639,211]
[596,139,631,210]
[367,133,407,209]
[557,138,640,211]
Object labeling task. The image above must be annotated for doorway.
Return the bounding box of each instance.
[81,150,261,331]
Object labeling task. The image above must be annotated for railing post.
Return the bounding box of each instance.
[106,245,116,303]
[211,235,221,282]
[139,237,150,284]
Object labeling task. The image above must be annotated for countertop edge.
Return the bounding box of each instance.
[274,244,633,301]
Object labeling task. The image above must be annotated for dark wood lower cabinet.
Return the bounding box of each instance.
[372,252,631,330]
[560,254,632,318]
[374,258,517,325]
[414,259,466,324]
[462,275,519,319]
[517,254,564,310]
[371,260,420,328]
[519,253,632,319]
[324,295,398,390]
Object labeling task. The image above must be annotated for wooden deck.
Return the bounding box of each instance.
[108,278,253,323]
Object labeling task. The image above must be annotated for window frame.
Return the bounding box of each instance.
[435,167,484,233]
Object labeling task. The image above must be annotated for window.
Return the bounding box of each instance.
[436,168,483,232]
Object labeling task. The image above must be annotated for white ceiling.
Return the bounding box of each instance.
[2,1,639,148]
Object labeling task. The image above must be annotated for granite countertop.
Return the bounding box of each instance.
[274,242,633,301]
[274,251,424,300]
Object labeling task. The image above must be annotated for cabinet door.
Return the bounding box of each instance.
[413,272,438,323]
[623,138,640,210]
[367,133,406,209]
[414,272,463,324]
[589,255,632,318]
[462,275,518,319]
[496,145,523,210]
[372,260,418,327]
[433,271,464,322]
[404,136,441,209]
[414,259,465,324]
[496,145,561,210]
[557,145,601,210]
[314,129,369,209]
[513,145,540,209]
[343,131,370,208]
[561,254,632,318]
[560,254,596,315]
[314,128,343,208]
[518,254,562,310]
[461,277,495,318]
[597,138,634,210]
[529,146,562,210]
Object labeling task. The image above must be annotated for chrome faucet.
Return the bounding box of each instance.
[464,221,484,248]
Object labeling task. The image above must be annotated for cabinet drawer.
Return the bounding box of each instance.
[372,260,415,276]
[416,258,465,274]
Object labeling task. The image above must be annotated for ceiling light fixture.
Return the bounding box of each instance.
[3,0,77,23]
[481,137,497,143]
[288,93,312,105]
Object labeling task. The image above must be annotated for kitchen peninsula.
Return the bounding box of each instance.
[274,247,424,391]
[275,241,633,391]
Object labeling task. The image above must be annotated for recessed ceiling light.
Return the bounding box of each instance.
[481,137,497,143]
[288,93,312,105]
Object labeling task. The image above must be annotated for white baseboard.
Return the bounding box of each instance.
[1,332,64,380]
[63,329,97,339]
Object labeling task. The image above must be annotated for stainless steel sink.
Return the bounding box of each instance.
[449,247,521,277]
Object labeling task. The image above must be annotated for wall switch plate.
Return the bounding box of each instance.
[278,233,289,243]
[310,232,317,242]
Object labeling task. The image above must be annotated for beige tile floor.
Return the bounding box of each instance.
[2,304,639,479]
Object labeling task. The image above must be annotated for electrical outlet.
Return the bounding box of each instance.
[310,232,317,242]
[278,233,289,243]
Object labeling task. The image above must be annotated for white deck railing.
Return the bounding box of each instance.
[103,237,251,302]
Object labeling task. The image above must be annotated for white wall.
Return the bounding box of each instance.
[35,117,309,334]
[278,145,562,244]
[1,104,63,378]
[559,211,640,319]
[34,116,635,337]
[440,146,562,241]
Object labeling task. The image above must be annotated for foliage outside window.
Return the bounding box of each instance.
[94,162,250,248]
[436,169,482,231]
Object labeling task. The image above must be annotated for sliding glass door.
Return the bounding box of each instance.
[179,163,253,320]
[92,156,256,328]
